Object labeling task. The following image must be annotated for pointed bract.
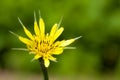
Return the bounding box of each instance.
[57,16,63,28]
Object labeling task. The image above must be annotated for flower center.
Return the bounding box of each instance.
[29,36,55,54]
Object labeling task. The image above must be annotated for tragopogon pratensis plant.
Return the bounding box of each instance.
[10,12,81,80]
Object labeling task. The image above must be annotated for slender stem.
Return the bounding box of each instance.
[39,58,49,80]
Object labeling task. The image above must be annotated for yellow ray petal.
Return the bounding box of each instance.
[39,18,45,38]
[49,55,56,62]
[52,48,63,55]
[53,27,64,41]
[34,12,40,36]
[44,58,50,67]
[50,23,57,37]
[53,41,61,47]
[18,18,34,40]
[59,36,82,47]
[34,21,40,36]
[53,40,64,47]
[19,36,32,45]
[23,26,34,40]
[34,54,41,60]
[60,39,75,47]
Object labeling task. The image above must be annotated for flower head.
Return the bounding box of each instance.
[15,13,81,67]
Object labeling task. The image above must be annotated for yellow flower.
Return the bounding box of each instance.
[14,13,81,67]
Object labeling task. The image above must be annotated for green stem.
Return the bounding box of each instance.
[39,58,49,80]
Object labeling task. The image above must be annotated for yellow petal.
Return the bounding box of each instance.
[39,18,45,38]
[50,23,57,37]
[60,39,75,47]
[44,59,50,67]
[53,40,64,48]
[52,48,63,55]
[23,26,34,40]
[18,18,34,40]
[34,54,41,60]
[19,36,32,45]
[53,27,64,41]
[49,55,56,61]
[34,21,40,36]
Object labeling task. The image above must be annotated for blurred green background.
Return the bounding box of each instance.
[0,0,120,80]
